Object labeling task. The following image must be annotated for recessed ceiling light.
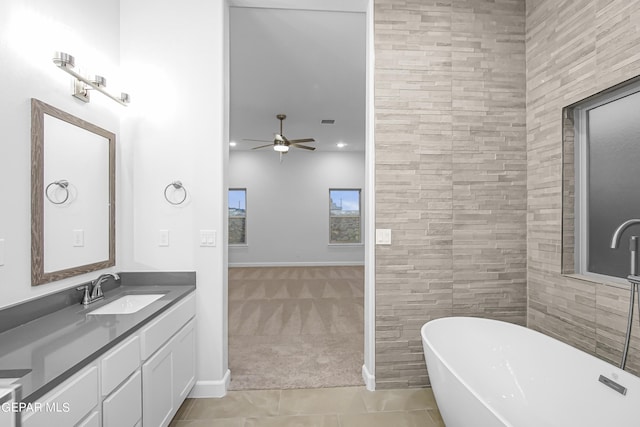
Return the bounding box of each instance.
[229,141,237,147]
[321,119,335,124]
[337,142,346,148]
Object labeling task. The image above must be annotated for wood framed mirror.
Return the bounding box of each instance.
[31,98,115,285]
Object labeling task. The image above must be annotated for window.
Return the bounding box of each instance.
[228,189,246,245]
[329,189,361,244]
[571,82,640,280]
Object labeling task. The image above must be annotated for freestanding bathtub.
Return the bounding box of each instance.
[421,317,640,427]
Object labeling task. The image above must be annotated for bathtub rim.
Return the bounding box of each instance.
[421,317,522,427]
[422,316,640,427]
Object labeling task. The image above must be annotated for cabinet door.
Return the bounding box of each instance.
[142,342,173,427]
[172,320,195,403]
[142,320,196,427]
[103,370,142,427]
[0,387,18,427]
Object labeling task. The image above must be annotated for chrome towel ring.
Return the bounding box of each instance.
[45,180,70,205]
[164,181,187,205]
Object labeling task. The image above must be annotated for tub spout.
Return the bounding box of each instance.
[610,219,640,249]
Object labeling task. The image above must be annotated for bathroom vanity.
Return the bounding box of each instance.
[0,272,196,427]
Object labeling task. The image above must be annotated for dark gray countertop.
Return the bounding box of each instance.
[0,279,195,403]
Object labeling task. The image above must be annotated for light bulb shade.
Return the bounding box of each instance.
[53,51,75,68]
[90,75,107,87]
[274,144,289,152]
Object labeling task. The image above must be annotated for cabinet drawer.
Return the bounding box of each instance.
[102,335,140,396]
[140,292,195,360]
[103,370,142,427]
[22,365,98,427]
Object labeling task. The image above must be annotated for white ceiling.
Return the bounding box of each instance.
[229,7,366,152]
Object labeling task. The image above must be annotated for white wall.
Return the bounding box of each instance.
[0,0,121,308]
[229,150,365,265]
[119,0,228,396]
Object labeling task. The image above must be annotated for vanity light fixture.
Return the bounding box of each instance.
[52,51,130,106]
[336,142,346,148]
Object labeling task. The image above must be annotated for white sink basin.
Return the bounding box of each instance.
[88,294,164,315]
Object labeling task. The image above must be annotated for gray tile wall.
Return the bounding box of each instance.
[526,0,640,374]
[374,0,527,388]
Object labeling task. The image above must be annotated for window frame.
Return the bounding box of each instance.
[328,188,362,245]
[572,82,640,284]
[228,188,247,246]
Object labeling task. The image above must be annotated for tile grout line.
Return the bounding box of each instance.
[276,389,282,417]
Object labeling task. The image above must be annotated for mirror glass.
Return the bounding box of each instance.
[31,99,115,285]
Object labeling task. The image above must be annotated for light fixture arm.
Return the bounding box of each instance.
[53,52,130,106]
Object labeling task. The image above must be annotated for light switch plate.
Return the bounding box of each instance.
[200,230,216,247]
[0,239,4,266]
[72,229,84,247]
[375,229,391,245]
[159,229,170,247]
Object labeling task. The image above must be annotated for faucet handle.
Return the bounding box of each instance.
[76,285,90,305]
[94,282,104,298]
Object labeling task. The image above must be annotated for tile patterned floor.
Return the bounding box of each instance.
[170,386,445,427]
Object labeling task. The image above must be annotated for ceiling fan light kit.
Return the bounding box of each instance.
[274,143,289,152]
[243,114,316,158]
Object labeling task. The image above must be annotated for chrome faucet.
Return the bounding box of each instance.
[610,219,640,371]
[77,273,120,306]
[610,219,640,276]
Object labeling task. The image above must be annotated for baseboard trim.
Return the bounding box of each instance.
[229,261,365,268]
[362,364,375,391]
[189,369,231,398]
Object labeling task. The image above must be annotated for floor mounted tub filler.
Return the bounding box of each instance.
[421,317,640,427]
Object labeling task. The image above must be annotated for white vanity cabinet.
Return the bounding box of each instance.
[141,294,196,427]
[19,290,195,427]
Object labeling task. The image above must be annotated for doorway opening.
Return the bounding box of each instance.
[226,3,371,390]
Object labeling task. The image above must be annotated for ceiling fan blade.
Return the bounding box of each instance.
[293,144,316,151]
[251,144,274,150]
[288,138,315,144]
[243,139,272,143]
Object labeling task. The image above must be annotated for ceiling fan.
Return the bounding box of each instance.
[244,114,316,156]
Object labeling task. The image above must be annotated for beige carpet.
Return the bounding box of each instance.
[228,266,364,390]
